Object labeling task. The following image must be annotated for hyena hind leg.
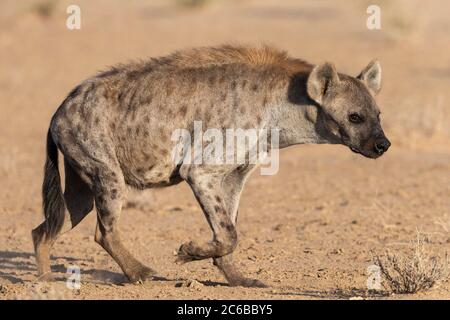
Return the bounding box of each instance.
[92,165,156,283]
[32,160,94,281]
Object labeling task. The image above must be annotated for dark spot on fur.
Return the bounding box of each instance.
[152,144,160,153]
[215,195,222,203]
[241,79,248,89]
[140,94,152,105]
[180,104,187,117]
[98,195,105,204]
[208,75,216,86]
[230,80,237,90]
[252,84,258,91]
[143,153,151,161]
[111,189,119,199]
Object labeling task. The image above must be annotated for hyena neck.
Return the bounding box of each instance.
[269,99,339,149]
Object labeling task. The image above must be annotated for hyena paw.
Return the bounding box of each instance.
[175,241,200,264]
[229,277,268,288]
[127,266,157,284]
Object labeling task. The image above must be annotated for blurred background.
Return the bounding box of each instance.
[0,0,449,299]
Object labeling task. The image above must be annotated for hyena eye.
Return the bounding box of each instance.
[348,113,364,124]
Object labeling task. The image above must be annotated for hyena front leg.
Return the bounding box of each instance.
[92,164,156,283]
[213,166,267,288]
[177,166,238,263]
[177,165,267,287]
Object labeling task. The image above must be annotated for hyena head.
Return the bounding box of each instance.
[307,60,391,159]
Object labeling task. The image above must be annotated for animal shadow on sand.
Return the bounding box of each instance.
[0,250,39,284]
[271,287,390,299]
[0,250,227,287]
[0,250,118,285]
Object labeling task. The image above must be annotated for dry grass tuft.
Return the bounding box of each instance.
[374,233,449,294]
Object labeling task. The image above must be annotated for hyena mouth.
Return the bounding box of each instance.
[349,145,363,155]
[349,145,381,159]
[340,130,373,158]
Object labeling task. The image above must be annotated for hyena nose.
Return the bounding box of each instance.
[374,138,391,155]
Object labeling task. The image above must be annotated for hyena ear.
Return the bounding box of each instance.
[357,60,382,94]
[307,62,340,105]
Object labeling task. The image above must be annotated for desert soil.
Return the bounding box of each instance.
[0,0,449,299]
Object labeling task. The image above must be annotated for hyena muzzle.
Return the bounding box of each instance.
[32,45,390,287]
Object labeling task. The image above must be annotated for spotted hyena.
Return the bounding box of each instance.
[32,45,390,287]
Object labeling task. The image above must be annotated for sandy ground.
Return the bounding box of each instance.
[0,0,449,299]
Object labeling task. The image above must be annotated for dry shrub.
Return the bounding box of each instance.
[374,233,449,294]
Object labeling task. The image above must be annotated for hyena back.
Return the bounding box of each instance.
[32,45,390,287]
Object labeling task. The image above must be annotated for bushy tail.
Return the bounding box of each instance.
[42,129,65,239]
